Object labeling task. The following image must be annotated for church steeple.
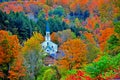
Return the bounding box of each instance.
[46,21,50,32]
[45,21,51,41]
[41,20,58,66]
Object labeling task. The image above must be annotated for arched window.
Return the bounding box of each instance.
[51,46,53,48]
[47,42,49,45]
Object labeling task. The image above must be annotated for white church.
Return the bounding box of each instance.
[41,22,58,65]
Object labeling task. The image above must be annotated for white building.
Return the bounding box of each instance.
[41,22,58,58]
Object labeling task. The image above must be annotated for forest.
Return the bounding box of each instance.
[0,0,120,80]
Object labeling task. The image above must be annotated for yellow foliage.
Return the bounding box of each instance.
[22,32,44,53]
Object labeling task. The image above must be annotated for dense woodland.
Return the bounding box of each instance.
[0,0,120,80]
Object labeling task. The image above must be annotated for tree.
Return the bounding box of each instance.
[7,11,35,43]
[66,70,91,80]
[8,54,26,80]
[48,16,68,33]
[51,29,76,45]
[57,29,76,45]
[86,42,101,63]
[57,39,87,70]
[107,22,120,56]
[22,32,45,80]
[37,10,46,36]
[74,18,82,28]
[84,32,96,45]
[51,32,59,44]
[0,11,38,43]
[85,53,120,79]
[98,0,116,21]
[69,5,90,21]
[46,0,54,6]
[29,4,42,17]
[53,6,65,17]
[0,30,20,80]
[48,6,65,17]
[98,28,114,51]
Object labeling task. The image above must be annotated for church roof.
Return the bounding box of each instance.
[45,45,52,50]
[49,50,65,59]
[42,41,57,47]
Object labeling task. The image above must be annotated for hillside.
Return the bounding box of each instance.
[0,0,120,80]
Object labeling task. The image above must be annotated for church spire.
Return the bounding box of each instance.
[46,21,50,32]
[45,21,51,41]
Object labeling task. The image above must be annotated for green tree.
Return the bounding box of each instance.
[0,10,38,43]
[37,10,46,36]
[86,43,101,63]
[48,16,68,33]
[53,6,65,17]
[85,53,120,79]
[107,22,120,56]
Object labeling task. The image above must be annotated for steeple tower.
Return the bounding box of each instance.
[45,21,51,41]
[41,20,58,66]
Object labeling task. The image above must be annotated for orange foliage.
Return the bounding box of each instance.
[85,16,100,31]
[61,0,69,5]
[88,0,107,13]
[84,32,96,44]
[51,32,62,45]
[69,3,76,12]
[0,30,20,78]
[51,32,58,43]
[0,30,19,64]
[53,0,59,4]
[57,39,87,70]
[69,0,88,11]
[0,72,4,78]
[98,28,114,51]
[79,0,89,6]
[93,54,102,62]
[8,54,26,80]
[39,0,46,4]
[2,2,23,14]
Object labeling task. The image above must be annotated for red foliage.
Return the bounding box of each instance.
[113,68,120,79]
[66,70,92,80]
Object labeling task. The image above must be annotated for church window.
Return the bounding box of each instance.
[51,46,53,48]
[47,50,49,52]
[43,46,45,48]
[47,42,49,45]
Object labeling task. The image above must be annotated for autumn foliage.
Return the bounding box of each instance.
[66,70,91,80]
[0,30,21,79]
[57,39,87,70]
[98,28,114,51]
[84,32,96,44]
[22,32,44,53]
[8,54,26,80]
[0,0,120,80]
[0,30,19,64]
